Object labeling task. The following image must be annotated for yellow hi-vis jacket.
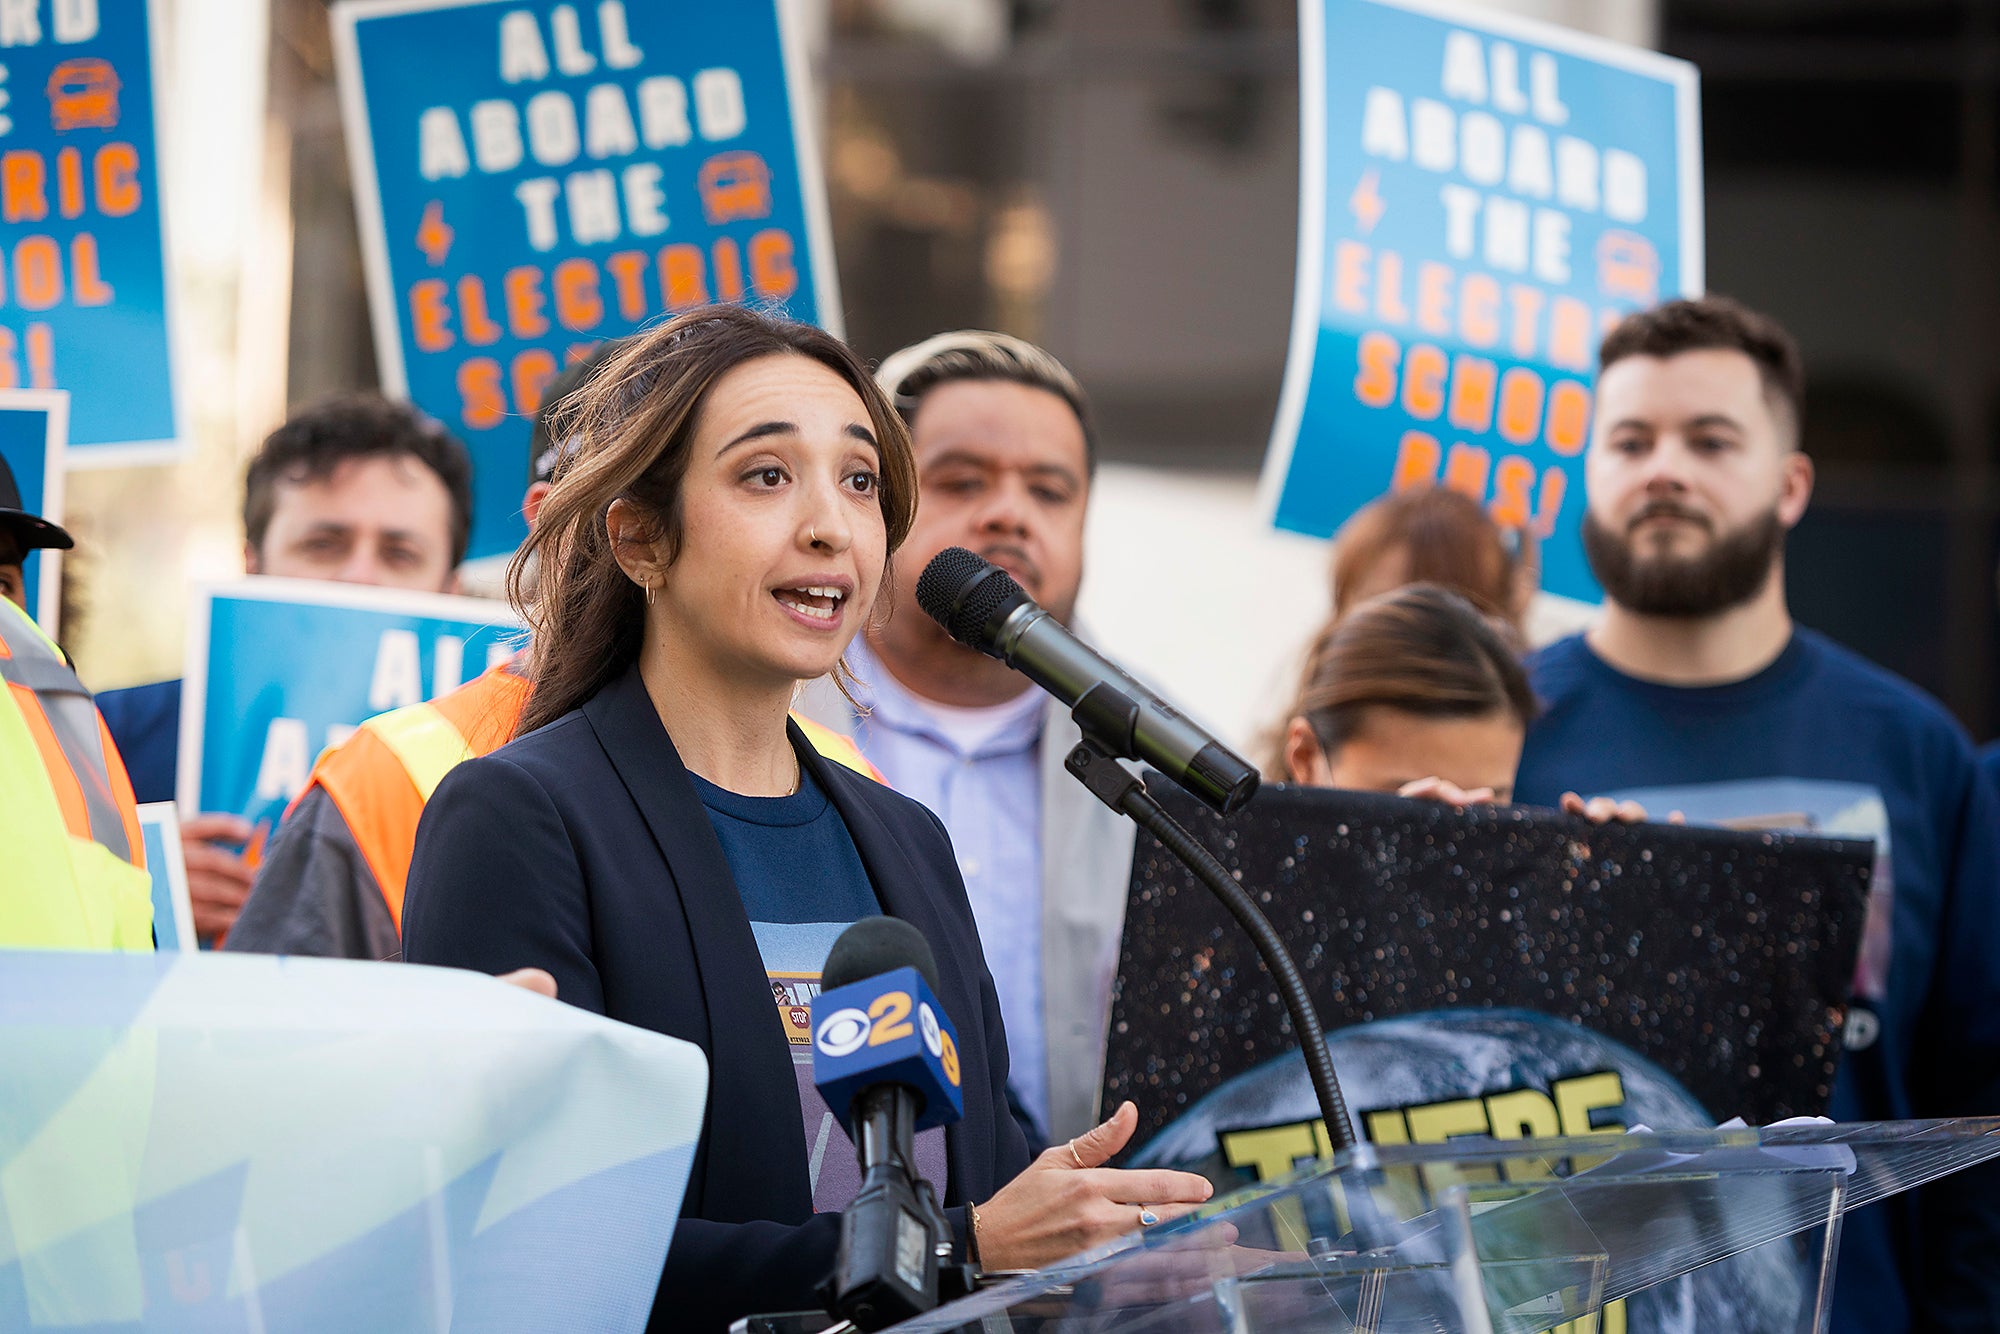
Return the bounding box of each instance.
[0,599,152,950]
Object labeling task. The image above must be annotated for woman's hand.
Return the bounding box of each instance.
[1396,776,1498,807]
[1559,792,1685,825]
[973,1101,1213,1271]
[498,968,558,998]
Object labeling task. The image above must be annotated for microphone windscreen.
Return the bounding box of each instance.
[823,916,943,997]
[915,547,1023,648]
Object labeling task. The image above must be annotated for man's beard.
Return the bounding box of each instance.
[1582,501,1784,618]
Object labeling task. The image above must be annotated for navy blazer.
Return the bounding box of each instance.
[402,665,1031,1333]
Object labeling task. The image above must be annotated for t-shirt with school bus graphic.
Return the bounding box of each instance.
[687,767,948,1214]
[751,921,949,1213]
[1606,777,1894,1007]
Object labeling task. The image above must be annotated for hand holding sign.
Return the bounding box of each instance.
[1396,775,1499,807]
[1559,790,1685,824]
[179,811,255,943]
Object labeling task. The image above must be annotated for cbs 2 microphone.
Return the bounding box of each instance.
[812,964,966,1137]
[812,920,966,1329]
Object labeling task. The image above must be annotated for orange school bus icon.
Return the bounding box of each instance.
[47,58,121,132]
[1595,230,1660,307]
[699,151,773,226]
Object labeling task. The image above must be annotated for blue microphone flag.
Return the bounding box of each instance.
[812,965,965,1136]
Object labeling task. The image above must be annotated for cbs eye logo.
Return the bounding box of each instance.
[814,1006,873,1057]
[919,1001,961,1087]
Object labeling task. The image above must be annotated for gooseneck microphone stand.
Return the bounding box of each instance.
[1064,681,1361,1156]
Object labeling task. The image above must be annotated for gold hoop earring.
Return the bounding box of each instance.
[644,579,655,606]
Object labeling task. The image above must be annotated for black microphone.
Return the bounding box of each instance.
[916,547,1260,814]
[816,918,965,1330]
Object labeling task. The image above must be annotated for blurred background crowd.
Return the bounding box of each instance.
[63,0,2000,754]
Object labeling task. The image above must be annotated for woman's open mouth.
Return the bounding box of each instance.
[773,585,848,623]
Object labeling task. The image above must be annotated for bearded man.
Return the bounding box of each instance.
[1515,295,2000,1332]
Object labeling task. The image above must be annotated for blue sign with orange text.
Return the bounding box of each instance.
[0,389,66,632]
[1259,0,1701,602]
[0,0,181,462]
[334,0,838,560]
[178,578,523,854]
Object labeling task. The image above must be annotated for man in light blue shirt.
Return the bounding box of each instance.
[840,636,1050,1123]
[799,332,1134,1147]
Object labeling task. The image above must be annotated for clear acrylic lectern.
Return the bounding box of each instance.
[887,1117,2000,1334]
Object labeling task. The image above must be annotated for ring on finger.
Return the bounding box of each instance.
[1068,1139,1085,1170]
[1137,1206,1161,1228]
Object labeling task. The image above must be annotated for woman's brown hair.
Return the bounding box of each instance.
[508,305,918,737]
[1266,583,1537,777]
[1329,487,1529,629]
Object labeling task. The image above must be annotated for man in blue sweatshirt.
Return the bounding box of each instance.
[1516,295,2000,1331]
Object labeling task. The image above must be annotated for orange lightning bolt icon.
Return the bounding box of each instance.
[1349,169,1385,235]
[416,200,454,266]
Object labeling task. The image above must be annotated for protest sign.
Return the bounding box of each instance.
[334,0,838,560]
[0,388,67,633]
[136,800,194,950]
[0,949,704,1328]
[177,578,523,851]
[1259,0,1701,601]
[1108,786,1867,1334]
[1107,785,1869,1153]
[0,0,182,463]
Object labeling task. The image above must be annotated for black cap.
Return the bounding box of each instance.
[0,453,71,554]
[529,338,634,487]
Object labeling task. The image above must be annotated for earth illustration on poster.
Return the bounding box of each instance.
[1107,785,1873,1331]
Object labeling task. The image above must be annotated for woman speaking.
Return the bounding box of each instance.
[401,306,1210,1332]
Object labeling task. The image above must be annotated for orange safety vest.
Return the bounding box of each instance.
[306,661,887,932]
[0,601,143,868]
